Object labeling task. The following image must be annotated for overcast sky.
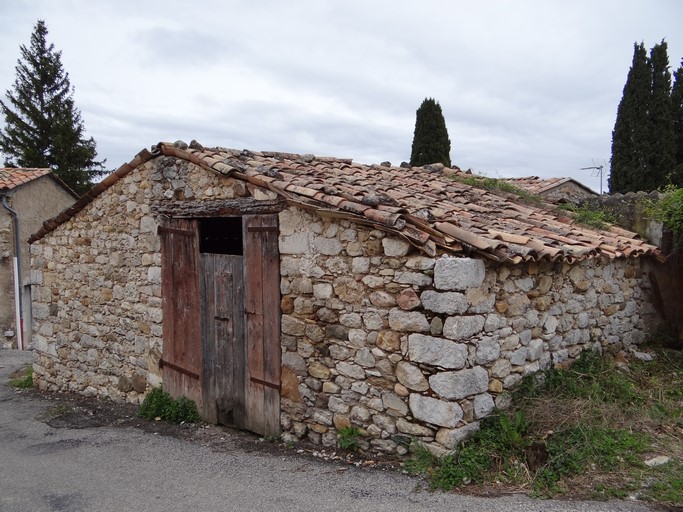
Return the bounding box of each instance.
[1,1,682,193]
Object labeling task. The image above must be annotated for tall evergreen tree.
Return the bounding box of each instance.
[409,98,451,168]
[671,61,683,186]
[648,40,676,186]
[609,43,652,193]
[0,20,104,195]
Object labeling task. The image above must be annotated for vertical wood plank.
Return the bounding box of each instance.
[243,214,281,436]
[261,214,281,435]
[160,218,202,411]
[230,255,246,429]
[243,215,266,434]
[201,253,246,427]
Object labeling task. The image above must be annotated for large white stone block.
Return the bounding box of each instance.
[434,257,485,290]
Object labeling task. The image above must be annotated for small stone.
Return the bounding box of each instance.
[395,362,429,391]
[396,289,421,310]
[376,330,400,352]
[394,383,410,396]
[644,456,671,467]
[309,362,331,380]
[388,309,430,332]
[382,238,411,257]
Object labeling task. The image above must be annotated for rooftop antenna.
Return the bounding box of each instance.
[581,159,607,194]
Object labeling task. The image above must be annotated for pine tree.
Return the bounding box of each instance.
[0,20,104,195]
[648,41,676,187]
[671,61,683,186]
[409,98,452,168]
[609,43,652,193]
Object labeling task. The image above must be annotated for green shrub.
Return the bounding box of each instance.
[137,387,200,424]
[8,366,33,389]
[337,426,363,452]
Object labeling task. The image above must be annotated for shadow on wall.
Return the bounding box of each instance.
[582,192,683,346]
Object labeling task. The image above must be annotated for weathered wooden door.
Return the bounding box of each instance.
[161,214,281,436]
[200,253,245,427]
[159,217,203,411]
[243,214,281,436]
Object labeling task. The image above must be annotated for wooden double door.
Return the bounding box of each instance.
[159,215,281,436]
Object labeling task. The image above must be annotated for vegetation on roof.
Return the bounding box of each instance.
[450,174,543,206]
[558,203,615,231]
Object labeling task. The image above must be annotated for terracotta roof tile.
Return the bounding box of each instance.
[28,142,662,263]
[0,168,51,191]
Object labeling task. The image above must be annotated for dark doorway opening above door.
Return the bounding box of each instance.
[199,217,243,255]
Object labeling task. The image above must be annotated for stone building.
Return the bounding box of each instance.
[29,141,663,455]
[505,176,598,203]
[0,169,77,349]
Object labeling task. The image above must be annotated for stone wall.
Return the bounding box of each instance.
[31,155,661,456]
[30,156,261,400]
[277,207,659,455]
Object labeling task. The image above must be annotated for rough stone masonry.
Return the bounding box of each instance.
[30,157,659,456]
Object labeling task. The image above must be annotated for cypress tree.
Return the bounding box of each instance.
[671,61,683,186]
[0,20,104,195]
[648,41,676,187]
[609,43,651,193]
[409,98,452,168]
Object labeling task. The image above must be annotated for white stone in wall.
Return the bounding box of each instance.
[407,334,467,369]
[382,238,411,257]
[442,315,485,341]
[527,339,544,361]
[420,290,468,315]
[409,394,463,428]
[282,315,306,336]
[382,392,409,416]
[279,233,309,254]
[544,315,559,334]
[434,257,485,290]
[395,361,429,391]
[313,236,343,256]
[328,396,350,414]
[405,256,436,270]
[351,257,370,273]
[435,422,480,449]
[394,271,432,287]
[362,312,384,330]
[336,362,366,379]
[473,393,495,419]
[396,418,434,437]
[313,283,333,299]
[508,347,528,366]
[491,359,511,378]
[282,352,307,376]
[429,366,489,400]
[354,348,376,368]
[388,309,430,332]
[340,313,362,328]
[475,336,501,365]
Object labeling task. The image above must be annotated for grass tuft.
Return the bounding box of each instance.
[137,387,200,424]
[8,365,33,389]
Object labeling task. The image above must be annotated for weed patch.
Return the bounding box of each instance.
[8,365,33,389]
[558,203,614,230]
[404,348,683,504]
[451,175,543,205]
[337,426,363,452]
[137,387,200,424]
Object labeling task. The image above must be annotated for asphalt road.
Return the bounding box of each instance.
[0,349,656,512]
